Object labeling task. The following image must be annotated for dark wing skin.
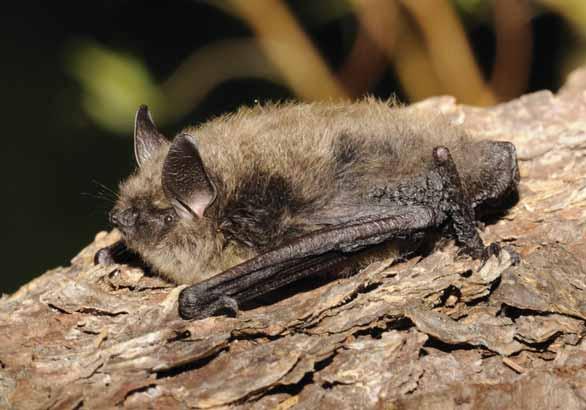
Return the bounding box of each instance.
[178,146,509,320]
[178,206,437,319]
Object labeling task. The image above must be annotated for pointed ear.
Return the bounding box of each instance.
[134,105,167,167]
[162,134,216,219]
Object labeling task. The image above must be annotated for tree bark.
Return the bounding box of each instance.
[2,69,586,410]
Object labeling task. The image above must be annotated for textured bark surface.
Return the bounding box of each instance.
[2,69,586,410]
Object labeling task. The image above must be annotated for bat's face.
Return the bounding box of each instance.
[109,106,224,284]
[111,152,177,251]
[110,201,177,250]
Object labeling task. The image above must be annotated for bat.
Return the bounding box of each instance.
[96,100,519,320]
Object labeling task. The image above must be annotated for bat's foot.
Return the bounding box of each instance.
[457,242,520,269]
[178,287,239,320]
[94,240,142,266]
[455,244,485,261]
[479,243,521,268]
[432,145,519,270]
[94,246,117,265]
[480,242,501,266]
[472,244,520,270]
[499,245,521,266]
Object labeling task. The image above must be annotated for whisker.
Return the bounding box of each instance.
[92,180,120,201]
[81,191,115,203]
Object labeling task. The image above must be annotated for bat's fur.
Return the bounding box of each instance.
[113,99,518,284]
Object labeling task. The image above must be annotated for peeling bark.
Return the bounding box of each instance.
[2,68,586,409]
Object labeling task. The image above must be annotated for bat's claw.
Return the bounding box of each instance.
[456,242,520,269]
[478,242,501,269]
[478,243,520,270]
[502,245,521,266]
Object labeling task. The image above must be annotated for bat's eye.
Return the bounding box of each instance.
[164,214,175,224]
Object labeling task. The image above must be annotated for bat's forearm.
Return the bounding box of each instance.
[178,207,437,320]
[178,251,348,319]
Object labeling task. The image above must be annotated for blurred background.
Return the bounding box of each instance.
[2,0,585,293]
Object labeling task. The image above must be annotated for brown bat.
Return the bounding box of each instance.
[96,100,519,320]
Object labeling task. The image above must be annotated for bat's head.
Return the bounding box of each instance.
[110,106,222,284]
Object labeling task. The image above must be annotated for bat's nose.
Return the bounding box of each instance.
[110,207,138,228]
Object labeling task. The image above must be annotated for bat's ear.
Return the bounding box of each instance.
[162,133,216,219]
[134,105,167,167]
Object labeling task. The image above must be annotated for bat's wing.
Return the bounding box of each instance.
[179,145,518,320]
[178,205,438,320]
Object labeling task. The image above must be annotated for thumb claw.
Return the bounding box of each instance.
[478,243,520,270]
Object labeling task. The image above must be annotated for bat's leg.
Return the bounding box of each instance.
[432,146,517,264]
[179,206,439,320]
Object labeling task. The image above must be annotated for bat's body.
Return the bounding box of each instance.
[101,100,519,320]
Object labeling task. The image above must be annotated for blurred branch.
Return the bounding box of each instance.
[491,0,533,101]
[67,39,287,133]
[540,0,586,36]
[400,0,496,105]
[539,0,586,78]
[213,0,354,28]
[338,0,396,97]
[162,39,284,116]
[391,13,445,102]
[343,0,500,103]
[70,0,556,133]
[224,0,348,100]
[340,0,448,101]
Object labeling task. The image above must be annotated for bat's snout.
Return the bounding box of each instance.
[110,207,138,229]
